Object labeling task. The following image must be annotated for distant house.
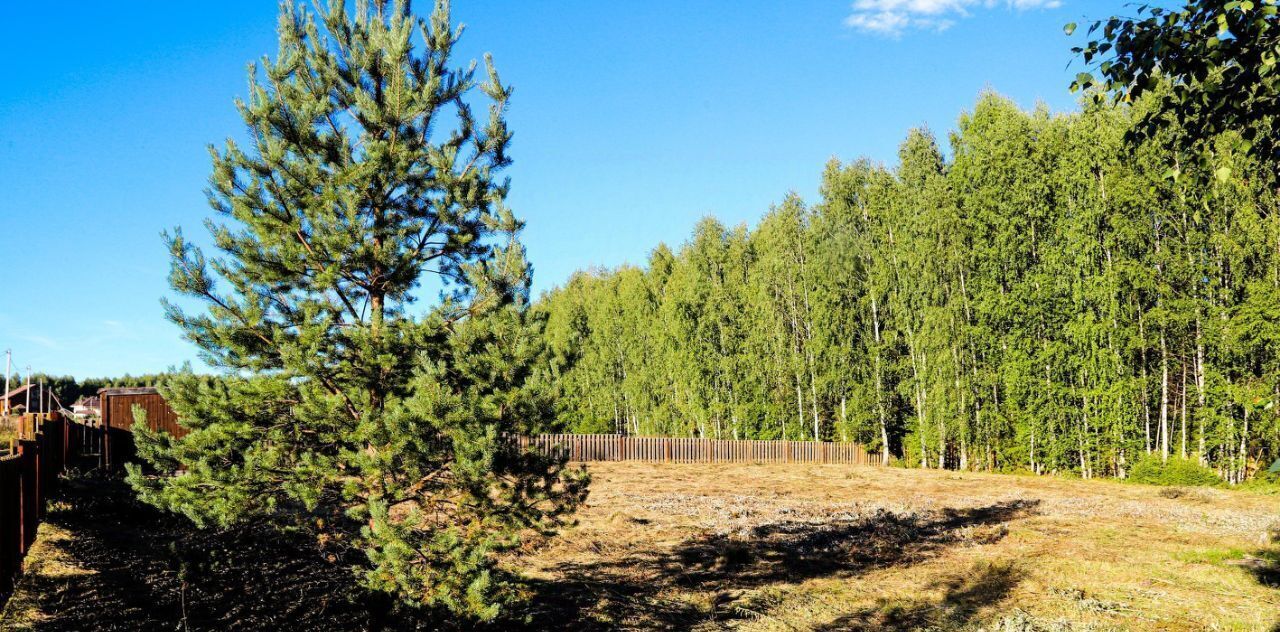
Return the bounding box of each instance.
[71,395,101,418]
[1,384,33,415]
[2,383,59,416]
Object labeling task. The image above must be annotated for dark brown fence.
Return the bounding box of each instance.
[0,413,86,598]
[519,434,884,466]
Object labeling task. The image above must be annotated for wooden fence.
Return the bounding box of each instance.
[0,412,89,598]
[519,434,883,466]
[99,387,182,469]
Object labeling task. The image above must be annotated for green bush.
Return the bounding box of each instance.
[1237,469,1280,494]
[1127,455,1222,487]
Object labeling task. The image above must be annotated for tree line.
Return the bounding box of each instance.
[4,372,172,411]
[531,92,1280,483]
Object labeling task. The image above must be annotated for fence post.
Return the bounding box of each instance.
[0,458,15,593]
[61,413,69,472]
[32,436,42,521]
[17,440,36,554]
[102,394,111,470]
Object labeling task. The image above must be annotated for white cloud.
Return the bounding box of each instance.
[844,0,1061,36]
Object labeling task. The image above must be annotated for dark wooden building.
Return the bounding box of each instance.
[2,384,34,415]
[98,387,185,468]
[2,383,59,416]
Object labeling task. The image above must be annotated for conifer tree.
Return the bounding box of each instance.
[127,0,587,619]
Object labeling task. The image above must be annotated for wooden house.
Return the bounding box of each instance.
[98,387,185,468]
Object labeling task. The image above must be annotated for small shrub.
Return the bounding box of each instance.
[1002,467,1038,477]
[1127,455,1222,487]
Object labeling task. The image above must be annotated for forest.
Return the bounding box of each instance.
[532,92,1280,483]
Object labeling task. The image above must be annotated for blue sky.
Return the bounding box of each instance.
[0,0,1111,379]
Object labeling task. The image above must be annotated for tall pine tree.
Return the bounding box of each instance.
[127,0,586,619]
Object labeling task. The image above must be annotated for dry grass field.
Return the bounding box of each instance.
[517,462,1280,631]
[2,463,1279,631]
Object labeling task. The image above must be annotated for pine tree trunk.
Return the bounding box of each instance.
[369,290,385,413]
[1196,319,1206,464]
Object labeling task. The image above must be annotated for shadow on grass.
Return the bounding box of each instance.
[10,467,1040,631]
[1241,550,1280,587]
[1229,547,1280,632]
[513,499,1040,630]
[811,559,1024,631]
[8,468,410,632]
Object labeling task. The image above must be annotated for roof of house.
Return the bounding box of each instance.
[73,395,101,408]
[98,387,161,397]
[2,383,33,400]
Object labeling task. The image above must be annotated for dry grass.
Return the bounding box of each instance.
[0,417,20,454]
[3,464,1278,631]
[514,462,1280,631]
[0,508,96,632]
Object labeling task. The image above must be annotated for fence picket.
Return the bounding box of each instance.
[520,434,879,466]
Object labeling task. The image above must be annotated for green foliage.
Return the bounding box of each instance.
[1128,455,1224,487]
[533,90,1280,485]
[1236,469,1280,493]
[126,0,586,620]
[1071,0,1280,162]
